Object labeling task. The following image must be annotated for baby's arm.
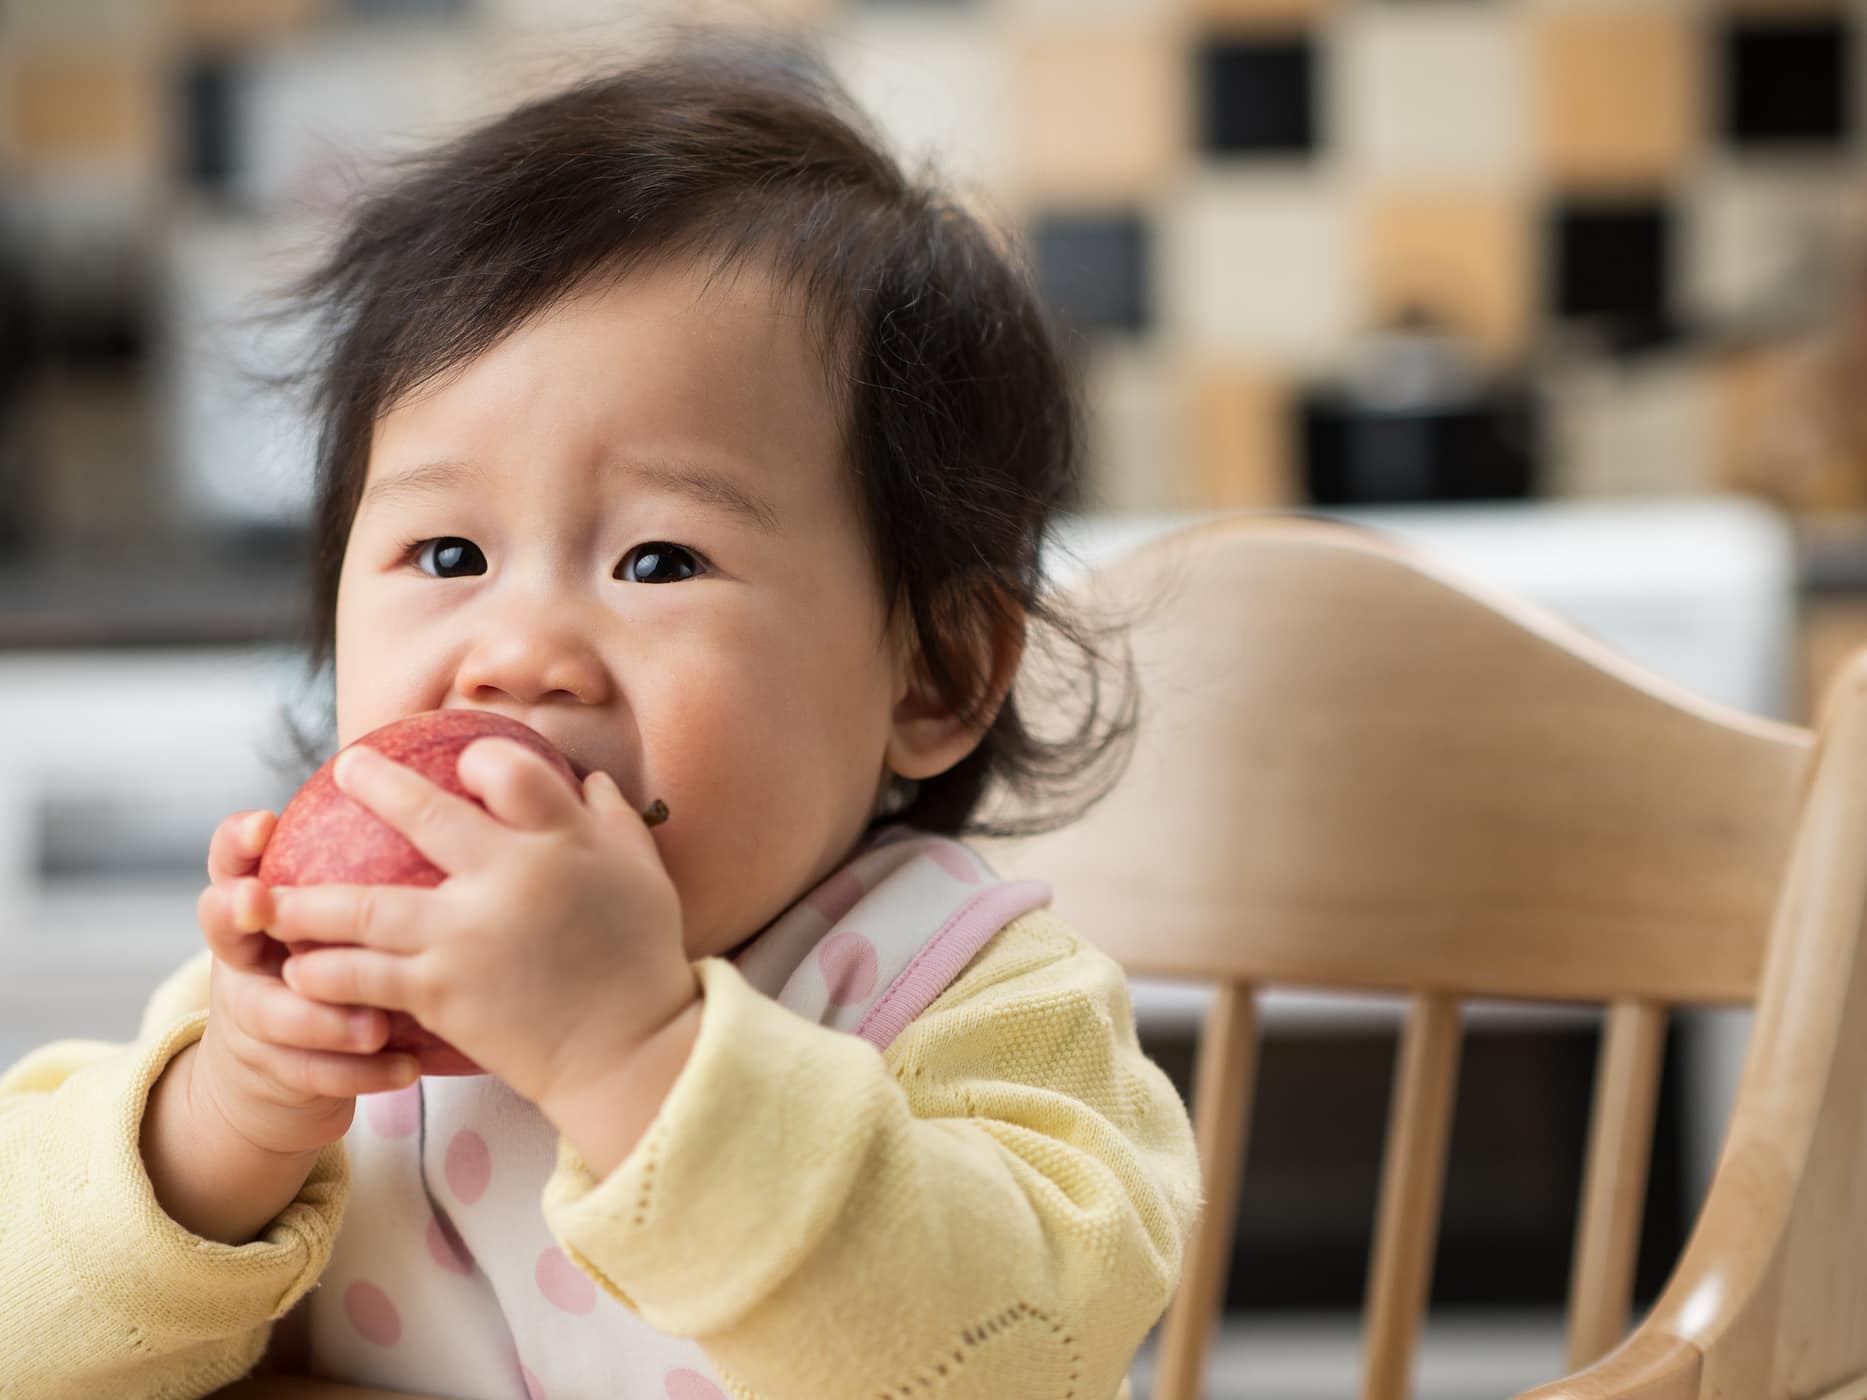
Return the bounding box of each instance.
[0,955,347,1400]
[541,908,1202,1399]
[140,1038,326,1246]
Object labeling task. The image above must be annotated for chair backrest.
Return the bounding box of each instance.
[979,516,1815,1400]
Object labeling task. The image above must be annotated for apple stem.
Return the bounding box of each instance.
[641,799,670,828]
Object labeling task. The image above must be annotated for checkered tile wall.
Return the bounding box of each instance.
[1,0,1862,521]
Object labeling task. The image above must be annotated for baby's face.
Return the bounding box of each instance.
[333,256,906,961]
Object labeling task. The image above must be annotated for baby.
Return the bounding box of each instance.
[0,32,1199,1400]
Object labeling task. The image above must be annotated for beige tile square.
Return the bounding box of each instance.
[1536,12,1699,188]
[24,370,161,541]
[1713,339,1862,511]
[1336,9,1526,179]
[1,52,164,171]
[1362,190,1534,365]
[1525,0,1693,11]
[1014,30,1186,202]
[168,0,328,46]
[1194,0,1344,24]
[1161,173,1356,367]
[1188,360,1296,508]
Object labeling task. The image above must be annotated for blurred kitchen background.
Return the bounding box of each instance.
[1,0,1863,1395]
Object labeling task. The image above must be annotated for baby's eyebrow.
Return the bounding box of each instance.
[359,455,781,534]
[360,457,494,513]
[621,457,781,534]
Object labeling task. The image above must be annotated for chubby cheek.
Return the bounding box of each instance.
[645,692,879,962]
[332,643,424,748]
[643,711,791,960]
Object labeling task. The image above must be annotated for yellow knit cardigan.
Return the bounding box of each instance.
[0,909,1200,1399]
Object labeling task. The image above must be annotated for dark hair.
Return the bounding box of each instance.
[268,27,1135,840]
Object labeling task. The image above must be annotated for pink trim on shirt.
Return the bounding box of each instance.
[854,879,1052,1051]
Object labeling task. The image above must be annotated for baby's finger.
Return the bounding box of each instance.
[458,738,583,832]
[267,1045,420,1101]
[197,881,281,973]
[208,810,276,885]
[233,971,391,1056]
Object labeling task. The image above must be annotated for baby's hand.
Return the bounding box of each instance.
[192,809,417,1159]
[263,739,699,1115]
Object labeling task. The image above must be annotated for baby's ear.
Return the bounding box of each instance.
[884,586,1026,782]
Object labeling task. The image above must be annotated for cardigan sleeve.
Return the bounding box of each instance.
[0,949,348,1400]
[540,907,1203,1400]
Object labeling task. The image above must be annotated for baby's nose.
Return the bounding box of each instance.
[454,624,612,706]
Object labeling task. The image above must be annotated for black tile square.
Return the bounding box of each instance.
[178,58,241,194]
[1031,210,1150,336]
[1721,18,1852,148]
[1199,35,1318,156]
[1549,200,1674,343]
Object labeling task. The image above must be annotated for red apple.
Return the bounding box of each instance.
[258,709,582,1075]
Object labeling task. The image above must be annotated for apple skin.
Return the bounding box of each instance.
[258,709,583,1076]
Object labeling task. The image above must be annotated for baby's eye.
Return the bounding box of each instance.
[410,537,486,578]
[616,543,703,584]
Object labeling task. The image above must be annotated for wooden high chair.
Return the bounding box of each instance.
[978,514,1867,1399]
[218,513,1867,1398]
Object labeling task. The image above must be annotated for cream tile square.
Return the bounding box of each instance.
[1014,29,1186,202]
[1535,11,1699,187]
[823,14,1012,197]
[1003,0,1188,19]
[1548,355,1718,496]
[238,31,497,215]
[1080,343,1194,512]
[475,0,827,26]
[1162,173,1355,366]
[1684,167,1867,327]
[1336,9,1527,180]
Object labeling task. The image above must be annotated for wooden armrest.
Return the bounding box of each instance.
[1514,1330,1702,1399]
[215,1379,452,1400]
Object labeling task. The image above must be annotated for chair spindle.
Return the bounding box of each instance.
[1361,991,1464,1400]
[1566,998,1668,1369]
[1152,980,1258,1400]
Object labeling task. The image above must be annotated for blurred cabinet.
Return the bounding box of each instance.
[0,647,306,1068]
